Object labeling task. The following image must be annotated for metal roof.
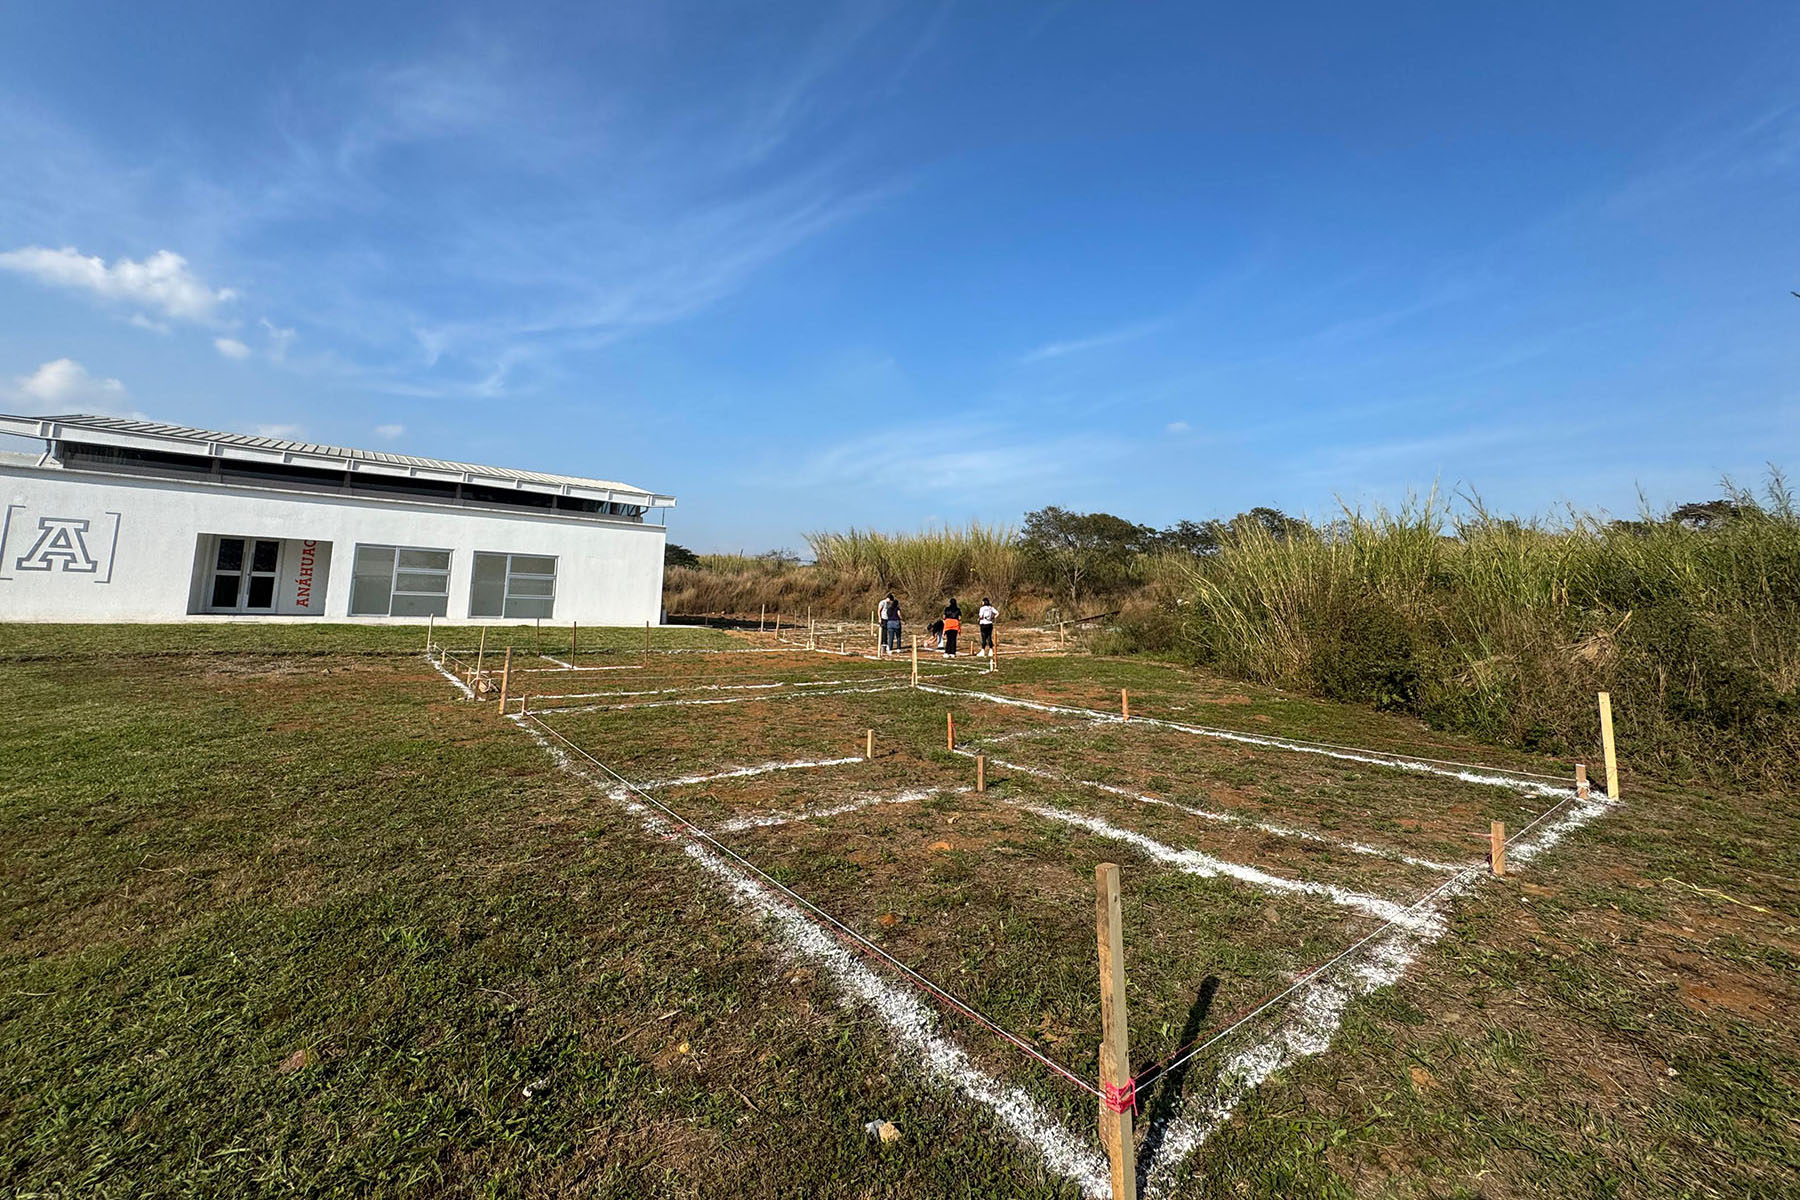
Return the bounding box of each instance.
[0,412,676,509]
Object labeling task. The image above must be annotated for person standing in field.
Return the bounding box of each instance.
[879,592,901,656]
[941,596,962,657]
[977,596,998,657]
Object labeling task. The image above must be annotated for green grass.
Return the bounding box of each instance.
[0,622,739,659]
[4,625,1798,1198]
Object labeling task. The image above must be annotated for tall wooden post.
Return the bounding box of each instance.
[1575,763,1589,800]
[1598,692,1619,799]
[990,628,998,673]
[760,603,766,633]
[1095,863,1136,1200]
[425,614,434,654]
[1059,620,1066,645]
[1121,689,1130,721]
[947,711,955,751]
[976,755,986,793]
[1490,821,1507,877]
[497,648,512,714]
[809,616,816,650]
[644,620,651,664]
[476,626,487,679]
[911,636,919,687]
[866,729,874,760]
[571,621,579,661]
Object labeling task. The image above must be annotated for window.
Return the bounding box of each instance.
[350,544,451,617]
[469,551,557,618]
[207,537,281,612]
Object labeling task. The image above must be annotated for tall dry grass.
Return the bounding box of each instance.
[1157,475,1800,782]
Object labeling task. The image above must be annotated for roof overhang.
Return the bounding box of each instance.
[0,413,676,510]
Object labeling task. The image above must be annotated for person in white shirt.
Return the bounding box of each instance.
[976,597,999,657]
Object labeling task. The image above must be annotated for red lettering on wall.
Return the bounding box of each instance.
[295,539,317,608]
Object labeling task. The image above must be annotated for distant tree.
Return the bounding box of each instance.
[1156,519,1223,557]
[1021,506,1156,609]
[1228,506,1311,542]
[664,542,701,569]
[759,549,802,567]
[1670,499,1741,531]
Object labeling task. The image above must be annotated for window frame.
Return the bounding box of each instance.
[349,543,453,618]
[468,551,559,619]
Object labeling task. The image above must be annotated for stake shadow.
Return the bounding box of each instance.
[1135,975,1219,1175]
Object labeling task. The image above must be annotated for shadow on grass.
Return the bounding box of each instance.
[1137,975,1219,1178]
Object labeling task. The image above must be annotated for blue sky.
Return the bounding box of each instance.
[1,2,1796,552]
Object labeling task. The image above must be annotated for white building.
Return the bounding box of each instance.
[0,413,675,625]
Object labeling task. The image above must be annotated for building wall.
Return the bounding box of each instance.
[0,462,667,624]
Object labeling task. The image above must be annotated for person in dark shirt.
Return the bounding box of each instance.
[878,592,901,655]
[941,597,962,657]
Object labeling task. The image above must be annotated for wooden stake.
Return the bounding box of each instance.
[476,626,487,678]
[947,711,955,751]
[1490,821,1506,877]
[1121,689,1130,721]
[976,755,986,793]
[1598,692,1619,799]
[571,621,579,660]
[1059,620,1066,645]
[911,636,919,687]
[644,620,651,664]
[497,647,512,714]
[759,603,765,633]
[865,729,874,760]
[534,617,541,654]
[1095,862,1136,1200]
[1575,762,1589,800]
[425,614,434,654]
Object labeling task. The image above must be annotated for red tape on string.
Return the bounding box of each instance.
[1102,1079,1136,1114]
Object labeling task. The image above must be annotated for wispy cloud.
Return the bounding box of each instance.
[1019,319,1167,365]
[255,423,302,438]
[784,422,1131,498]
[0,246,237,325]
[6,358,142,417]
[373,422,404,438]
[214,337,251,359]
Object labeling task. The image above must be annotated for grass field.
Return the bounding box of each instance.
[3,623,1798,1198]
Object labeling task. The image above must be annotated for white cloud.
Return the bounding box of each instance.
[6,358,142,417]
[0,246,237,325]
[374,423,405,438]
[214,337,252,359]
[254,423,302,438]
[260,317,296,362]
[128,313,171,334]
[1166,420,1190,434]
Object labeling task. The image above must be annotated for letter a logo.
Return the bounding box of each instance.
[15,517,99,573]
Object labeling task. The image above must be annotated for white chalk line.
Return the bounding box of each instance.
[1016,802,1439,932]
[426,652,477,699]
[603,756,866,795]
[525,670,970,703]
[532,681,913,716]
[505,713,1110,1196]
[963,749,1471,874]
[716,785,972,832]
[919,684,1598,801]
[1137,784,1619,1194]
